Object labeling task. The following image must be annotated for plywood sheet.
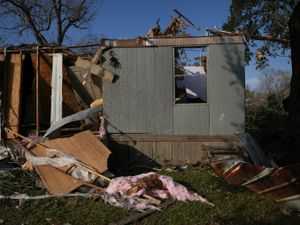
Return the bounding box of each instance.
[31,130,111,194]
[36,165,86,195]
[3,54,23,137]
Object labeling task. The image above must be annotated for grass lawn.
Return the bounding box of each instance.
[0,166,299,225]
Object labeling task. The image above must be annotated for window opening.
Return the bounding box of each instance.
[175,47,207,104]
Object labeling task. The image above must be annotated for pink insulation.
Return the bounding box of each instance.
[105,172,214,209]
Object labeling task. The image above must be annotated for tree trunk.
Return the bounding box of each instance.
[286,2,300,122]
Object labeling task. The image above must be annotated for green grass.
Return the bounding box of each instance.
[0,167,299,225]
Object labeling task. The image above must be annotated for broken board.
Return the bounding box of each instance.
[31,130,111,195]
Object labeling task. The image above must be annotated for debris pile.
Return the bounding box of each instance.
[0,33,216,214]
[1,128,213,212]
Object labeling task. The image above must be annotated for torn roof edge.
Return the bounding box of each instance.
[0,35,245,54]
[100,35,245,48]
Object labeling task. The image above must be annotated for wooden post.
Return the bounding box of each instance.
[35,47,40,135]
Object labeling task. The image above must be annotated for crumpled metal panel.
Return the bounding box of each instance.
[44,105,101,137]
[210,159,300,211]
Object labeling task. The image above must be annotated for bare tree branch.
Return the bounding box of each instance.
[0,0,102,46]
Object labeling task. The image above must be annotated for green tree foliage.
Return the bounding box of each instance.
[246,69,291,158]
[224,0,299,68]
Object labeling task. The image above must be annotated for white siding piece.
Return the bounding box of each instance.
[50,53,63,125]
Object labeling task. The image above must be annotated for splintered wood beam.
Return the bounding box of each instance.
[109,199,174,225]
[75,56,115,82]
[35,47,40,135]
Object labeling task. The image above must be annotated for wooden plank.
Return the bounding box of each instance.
[154,142,173,164]
[109,133,239,142]
[107,139,240,165]
[35,49,40,135]
[171,142,187,164]
[50,53,63,125]
[136,141,153,159]
[75,57,114,82]
[109,199,174,225]
[67,66,102,107]
[189,143,205,164]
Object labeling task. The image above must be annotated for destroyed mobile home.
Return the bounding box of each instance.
[0,35,299,214]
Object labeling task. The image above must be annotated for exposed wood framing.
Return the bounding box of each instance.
[3,53,23,137]
[35,47,40,135]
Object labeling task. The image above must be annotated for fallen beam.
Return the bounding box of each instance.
[109,199,174,225]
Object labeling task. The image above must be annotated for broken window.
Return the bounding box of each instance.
[174,47,207,104]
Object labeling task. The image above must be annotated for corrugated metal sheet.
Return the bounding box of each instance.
[103,47,173,134]
[101,36,245,48]
[210,159,300,211]
[103,42,245,135]
[44,105,102,137]
[209,44,245,135]
[237,133,273,167]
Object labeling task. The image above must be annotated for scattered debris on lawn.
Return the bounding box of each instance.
[0,9,299,222]
[108,199,174,225]
[0,192,93,200]
[207,133,300,212]
[1,128,214,213]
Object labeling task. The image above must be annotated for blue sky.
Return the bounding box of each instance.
[70,0,290,90]
[2,0,291,89]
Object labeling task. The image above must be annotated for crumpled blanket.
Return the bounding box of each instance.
[104,172,214,211]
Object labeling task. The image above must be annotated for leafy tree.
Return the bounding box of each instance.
[223,0,299,68]
[245,69,290,163]
[0,0,103,46]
